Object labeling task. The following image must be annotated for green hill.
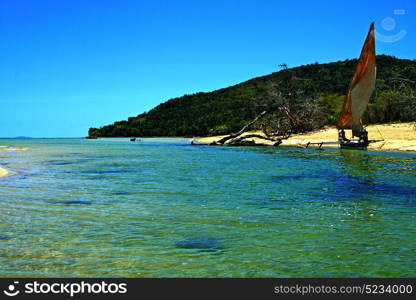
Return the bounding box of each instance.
[88,55,416,137]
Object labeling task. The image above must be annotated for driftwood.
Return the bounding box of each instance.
[261,125,292,140]
[216,110,268,145]
[226,134,282,146]
[302,142,323,149]
[208,103,302,147]
[209,108,289,146]
[200,85,324,147]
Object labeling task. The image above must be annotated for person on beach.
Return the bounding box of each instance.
[338,129,348,142]
[359,129,369,144]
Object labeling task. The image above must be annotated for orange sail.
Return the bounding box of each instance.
[338,23,376,137]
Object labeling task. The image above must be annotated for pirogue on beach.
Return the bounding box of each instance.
[337,22,377,150]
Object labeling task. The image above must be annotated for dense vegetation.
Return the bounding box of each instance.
[88,55,416,137]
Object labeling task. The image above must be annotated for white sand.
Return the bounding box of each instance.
[196,122,416,152]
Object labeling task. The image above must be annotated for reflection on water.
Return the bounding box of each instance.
[0,138,415,277]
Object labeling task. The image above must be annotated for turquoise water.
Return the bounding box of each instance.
[0,138,415,277]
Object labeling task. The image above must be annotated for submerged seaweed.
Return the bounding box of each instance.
[48,200,92,205]
[175,237,225,252]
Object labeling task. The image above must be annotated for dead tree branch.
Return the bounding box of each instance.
[215,110,268,144]
[226,134,282,146]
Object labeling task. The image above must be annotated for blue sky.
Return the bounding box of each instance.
[0,0,415,137]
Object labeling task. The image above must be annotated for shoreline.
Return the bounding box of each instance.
[195,122,416,153]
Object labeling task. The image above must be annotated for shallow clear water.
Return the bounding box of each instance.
[0,138,415,277]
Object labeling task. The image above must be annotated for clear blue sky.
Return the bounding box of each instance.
[0,0,415,137]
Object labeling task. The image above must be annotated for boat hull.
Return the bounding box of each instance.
[340,141,368,150]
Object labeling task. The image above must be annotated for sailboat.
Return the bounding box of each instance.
[338,22,376,149]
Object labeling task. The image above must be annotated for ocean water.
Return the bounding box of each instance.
[0,138,415,277]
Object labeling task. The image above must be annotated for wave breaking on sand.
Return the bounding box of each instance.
[0,167,8,178]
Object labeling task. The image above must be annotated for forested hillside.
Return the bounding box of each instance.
[88,55,416,137]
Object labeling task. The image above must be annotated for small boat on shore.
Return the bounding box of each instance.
[337,23,376,150]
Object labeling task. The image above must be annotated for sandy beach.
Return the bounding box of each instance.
[196,122,416,152]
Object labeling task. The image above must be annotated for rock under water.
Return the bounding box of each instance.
[49,200,92,205]
[175,237,224,251]
[0,234,10,240]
